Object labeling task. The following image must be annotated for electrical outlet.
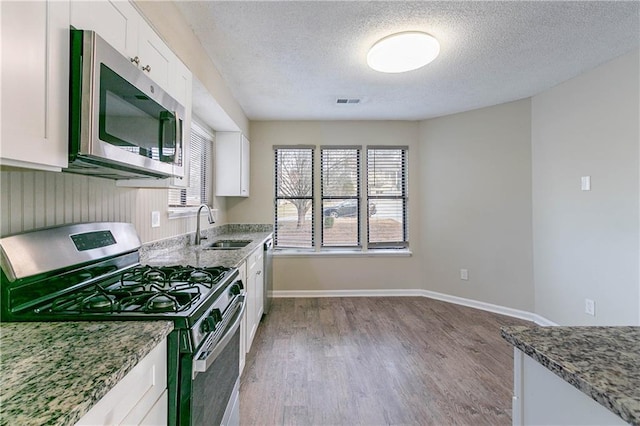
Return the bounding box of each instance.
[460,269,469,281]
[151,211,160,228]
[584,298,595,316]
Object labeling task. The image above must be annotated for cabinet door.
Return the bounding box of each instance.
[215,132,250,197]
[137,22,173,92]
[70,0,139,59]
[76,339,167,425]
[0,0,69,171]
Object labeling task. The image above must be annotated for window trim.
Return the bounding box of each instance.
[168,120,214,210]
[274,145,315,249]
[366,146,409,249]
[320,145,362,248]
[274,144,409,253]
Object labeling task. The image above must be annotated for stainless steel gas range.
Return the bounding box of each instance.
[0,222,244,425]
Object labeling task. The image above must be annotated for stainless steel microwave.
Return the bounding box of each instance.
[67,30,185,180]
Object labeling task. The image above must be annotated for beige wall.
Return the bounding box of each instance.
[531,50,640,325]
[419,99,535,312]
[234,121,424,291]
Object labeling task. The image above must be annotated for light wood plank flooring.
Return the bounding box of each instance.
[240,297,531,425]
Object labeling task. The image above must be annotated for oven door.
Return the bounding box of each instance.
[189,296,245,426]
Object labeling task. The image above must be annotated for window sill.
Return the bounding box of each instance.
[274,249,412,258]
[167,207,218,220]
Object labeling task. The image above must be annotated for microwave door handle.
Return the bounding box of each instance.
[174,110,181,165]
[158,111,178,162]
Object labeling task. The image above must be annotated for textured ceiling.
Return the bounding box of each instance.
[176,1,640,121]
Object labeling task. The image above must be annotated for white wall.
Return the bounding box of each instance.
[531,50,640,325]
[236,121,423,292]
[418,99,535,312]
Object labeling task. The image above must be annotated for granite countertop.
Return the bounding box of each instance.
[0,321,173,426]
[140,224,273,268]
[501,326,640,425]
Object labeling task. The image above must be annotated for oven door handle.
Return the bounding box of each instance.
[193,295,245,377]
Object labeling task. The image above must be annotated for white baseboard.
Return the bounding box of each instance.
[272,289,558,326]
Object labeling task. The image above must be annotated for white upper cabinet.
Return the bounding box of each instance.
[72,0,193,188]
[0,0,70,171]
[137,22,173,91]
[70,0,190,104]
[215,133,250,197]
[70,0,139,59]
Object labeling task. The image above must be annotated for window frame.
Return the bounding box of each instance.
[320,145,362,248]
[168,120,213,211]
[273,144,409,253]
[274,145,315,249]
[366,146,409,249]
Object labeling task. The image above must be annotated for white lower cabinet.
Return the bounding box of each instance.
[76,339,167,426]
[245,246,264,354]
[512,348,626,426]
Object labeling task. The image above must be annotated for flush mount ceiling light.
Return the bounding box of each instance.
[367,31,440,73]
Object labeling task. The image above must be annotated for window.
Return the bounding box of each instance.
[168,122,212,207]
[274,145,408,251]
[321,146,360,247]
[367,147,408,248]
[274,146,314,248]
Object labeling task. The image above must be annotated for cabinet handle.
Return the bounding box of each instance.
[142,65,152,72]
[257,271,262,275]
[130,56,140,65]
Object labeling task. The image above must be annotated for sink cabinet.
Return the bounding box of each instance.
[1,0,70,172]
[75,338,168,426]
[215,132,250,197]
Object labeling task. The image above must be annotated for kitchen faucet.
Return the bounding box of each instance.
[195,204,215,245]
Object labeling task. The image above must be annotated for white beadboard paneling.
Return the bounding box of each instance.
[22,172,35,231]
[1,173,9,233]
[54,173,65,226]
[9,172,23,234]
[33,172,46,229]
[0,171,210,243]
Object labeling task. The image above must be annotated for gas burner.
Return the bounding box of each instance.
[189,271,209,283]
[83,294,115,312]
[143,269,165,283]
[145,293,177,312]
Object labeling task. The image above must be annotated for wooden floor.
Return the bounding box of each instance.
[239,297,531,425]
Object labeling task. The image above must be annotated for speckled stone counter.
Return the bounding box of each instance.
[0,321,173,426]
[140,224,273,269]
[501,326,640,425]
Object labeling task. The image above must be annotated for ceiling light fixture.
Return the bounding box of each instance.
[367,31,440,73]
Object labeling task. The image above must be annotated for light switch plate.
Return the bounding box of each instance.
[151,211,161,228]
[460,269,469,281]
[584,298,595,316]
[581,176,591,191]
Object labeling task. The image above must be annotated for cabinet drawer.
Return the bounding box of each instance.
[247,248,264,271]
[76,339,167,425]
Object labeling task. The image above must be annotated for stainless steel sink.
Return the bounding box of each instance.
[204,240,252,250]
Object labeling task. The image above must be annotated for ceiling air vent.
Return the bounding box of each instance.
[336,98,360,104]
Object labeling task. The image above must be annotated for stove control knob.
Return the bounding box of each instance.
[229,283,241,296]
[200,309,222,334]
